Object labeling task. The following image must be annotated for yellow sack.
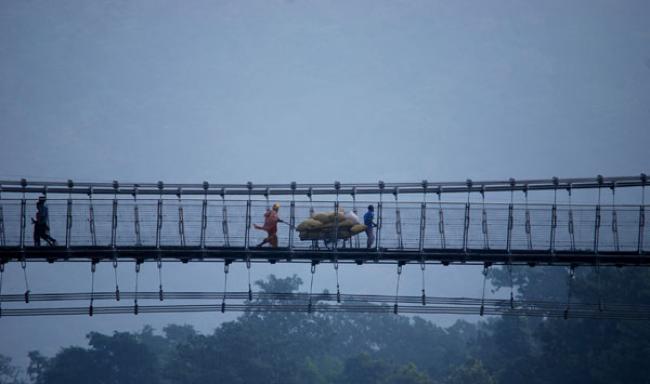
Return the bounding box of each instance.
[351,224,367,235]
[312,211,345,224]
[297,218,323,231]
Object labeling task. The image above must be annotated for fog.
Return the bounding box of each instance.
[1,0,649,370]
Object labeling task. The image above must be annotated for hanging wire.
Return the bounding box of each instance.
[89,262,96,316]
[246,256,253,301]
[112,255,120,301]
[334,262,341,303]
[134,262,140,315]
[157,256,164,301]
[420,261,426,306]
[480,264,490,316]
[393,263,403,314]
[507,263,514,309]
[221,262,229,313]
[21,257,30,303]
[563,266,575,319]
[308,262,316,313]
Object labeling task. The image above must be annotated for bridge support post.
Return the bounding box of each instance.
[638,173,646,254]
[155,181,163,249]
[200,182,208,249]
[418,181,428,252]
[0,186,5,247]
[111,181,118,248]
[220,188,229,247]
[462,179,472,254]
[394,187,403,250]
[549,177,558,255]
[289,182,296,251]
[244,182,252,249]
[437,186,446,249]
[65,180,73,249]
[376,181,385,252]
[88,187,97,246]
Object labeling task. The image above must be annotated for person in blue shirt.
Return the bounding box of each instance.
[363,205,377,249]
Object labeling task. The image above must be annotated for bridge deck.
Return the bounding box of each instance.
[1,246,647,266]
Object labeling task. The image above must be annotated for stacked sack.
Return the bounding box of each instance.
[297,210,366,240]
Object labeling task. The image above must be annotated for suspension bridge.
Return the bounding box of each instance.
[0,174,648,320]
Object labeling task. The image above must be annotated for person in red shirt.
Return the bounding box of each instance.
[254,203,283,247]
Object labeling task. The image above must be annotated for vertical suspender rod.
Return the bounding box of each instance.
[549,177,558,254]
[289,182,296,251]
[177,188,186,247]
[0,186,5,247]
[333,181,340,250]
[506,179,515,254]
[639,174,647,254]
[133,186,141,246]
[437,186,446,249]
[567,184,575,252]
[462,179,472,253]
[88,187,97,246]
[20,179,27,249]
[200,182,209,249]
[155,181,164,249]
[376,181,385,251]
[594,175,603,255]
[65,180,73,248]
[418,180,427,252]
[244,182,252,249]
[352,187,360,248]
[480,186,489,250]
[394,187,404,250]
[220,188,230,247]
[611,183,619,252]
[524,186,532,250]
[111,181,119,248]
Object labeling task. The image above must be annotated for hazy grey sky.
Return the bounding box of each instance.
[1,0,649,370]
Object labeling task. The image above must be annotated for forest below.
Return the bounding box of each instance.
[1,266,649,384]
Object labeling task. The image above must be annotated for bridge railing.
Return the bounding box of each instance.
[0,197,647,254]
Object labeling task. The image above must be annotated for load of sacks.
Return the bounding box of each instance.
[296,210,366,240]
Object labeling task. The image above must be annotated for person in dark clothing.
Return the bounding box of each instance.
[363,204,377,249]
[32,196,57,246]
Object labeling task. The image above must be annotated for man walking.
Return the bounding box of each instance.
[32,196,57,246]
[364,205,377,249]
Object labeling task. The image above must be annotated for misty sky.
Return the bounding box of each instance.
[1,0,649,369]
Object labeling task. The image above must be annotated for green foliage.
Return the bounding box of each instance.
[0,355,24,384]
[27,269,650,384]
[444,359,495,384]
